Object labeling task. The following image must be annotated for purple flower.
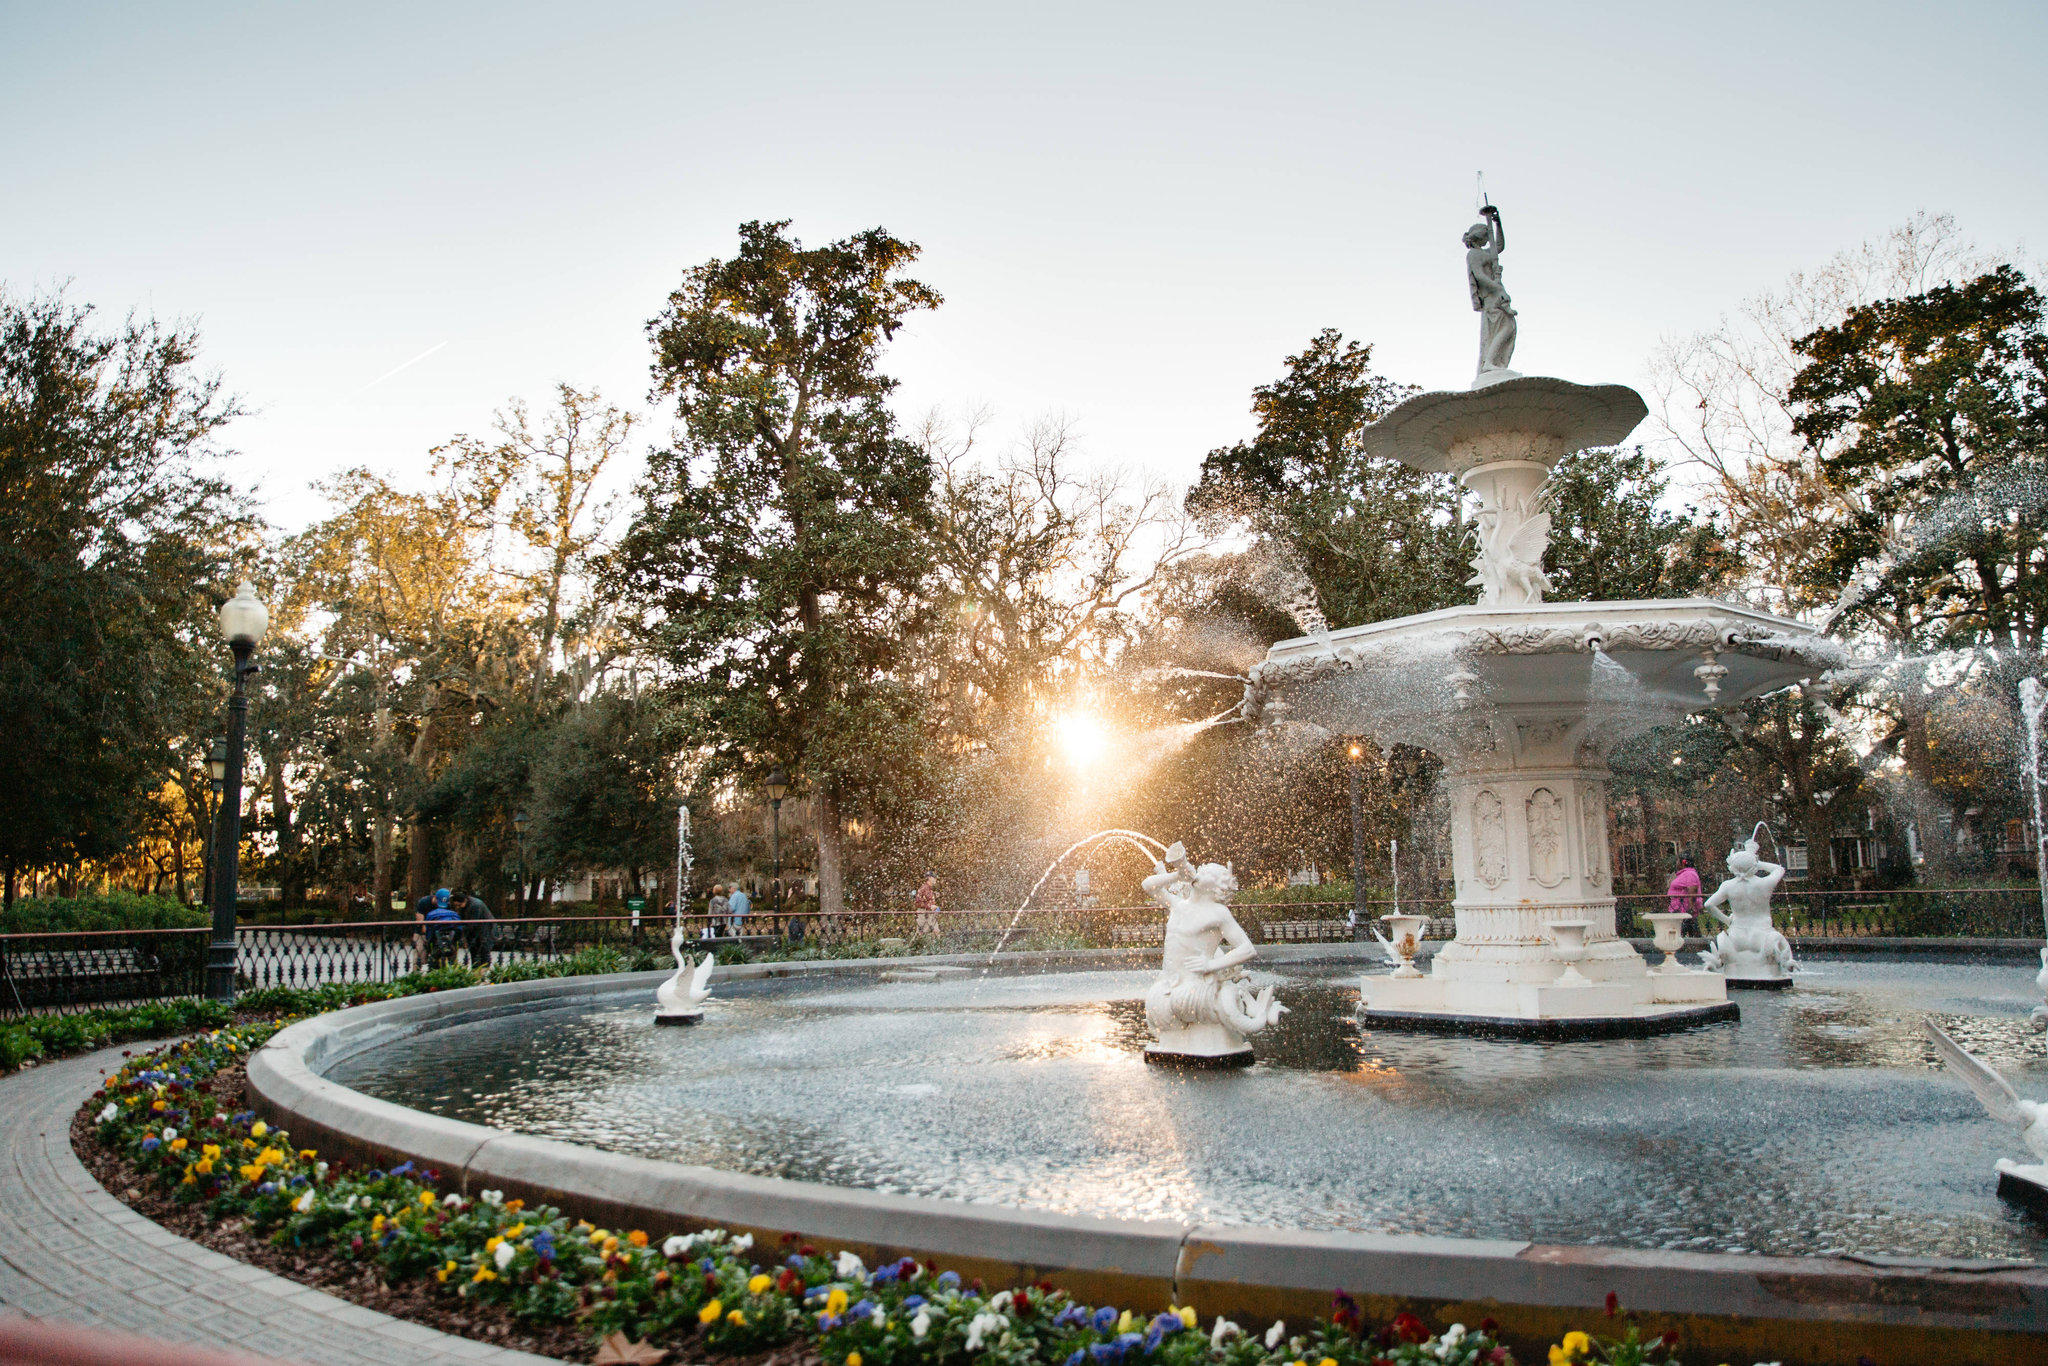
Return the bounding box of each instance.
[903,1295,927,1311]
[1093,1307,1118,1333]
[256,1182,277,1195]
[389,1161,414,1177]
[937,1270,960,1289]
[140,1137,160,1151]
[1066,1353,1086,1366]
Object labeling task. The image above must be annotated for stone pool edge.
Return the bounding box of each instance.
[245,965,2048,1366]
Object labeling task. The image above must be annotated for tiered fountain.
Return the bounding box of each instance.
[1242,201,1847,1037]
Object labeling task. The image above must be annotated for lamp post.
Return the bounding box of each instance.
[203,740,226,909]
[512,809,530,917]
[207,583,268,1002]
[1344,738,1368,938]
[765,767,788,932]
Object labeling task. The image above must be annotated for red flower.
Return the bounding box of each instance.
[1479,1317,1499,1333]
[1391,1312,1429,1344]
[1332,1292,1362,1331]
[1606,1291,1621,1317]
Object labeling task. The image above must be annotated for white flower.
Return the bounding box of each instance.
[1265,1321,1286,1348]
[964,1311,1007,1351]
[294,1189,315,1214]
[97,1104,118,1122]
[315,1162,328,1180]
[662,1233,700,1258]
[1210,1317,1241,1348]
[479,1189,504,1206]
[442,1193,463,1208]
[835,1251,867,1280]
[911,1309,932,1340]
[730,1233,753,1253]
[494,1241,516,1270]
[341,1195,357,1211]
[871,1305,887,1325]
[160,1127,176,1143]
[989,1289,1014,1311]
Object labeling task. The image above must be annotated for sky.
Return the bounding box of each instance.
[5,1,2046,530]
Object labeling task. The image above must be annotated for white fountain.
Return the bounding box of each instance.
[1141,842,1288,1066]
[655,929,715,1026]
[1243,199,1847,1037]
[1696,827,1795,988]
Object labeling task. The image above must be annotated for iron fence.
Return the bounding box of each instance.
[3,887,2040,1018]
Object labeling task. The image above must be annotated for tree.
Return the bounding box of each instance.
[1189,328,1466,629]
[0,289,245,906]
[619,220,942,916]
[1542,444,1733,603]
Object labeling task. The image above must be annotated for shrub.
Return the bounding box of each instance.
[0,891,206,934]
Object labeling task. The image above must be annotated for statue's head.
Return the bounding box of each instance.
[1191,862,1237,900]
[1727,837,1760,876]
[1463,220,1491,248]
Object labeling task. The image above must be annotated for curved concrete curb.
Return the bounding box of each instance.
[248,971,2048,1366]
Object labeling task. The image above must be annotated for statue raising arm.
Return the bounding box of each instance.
[1463,204,1518,379]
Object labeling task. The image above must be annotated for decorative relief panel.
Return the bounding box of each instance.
[1526,787,1566,887]
[1580,786,1610,888]
[1473,790,1507,888]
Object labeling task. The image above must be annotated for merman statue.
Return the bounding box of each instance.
[1141,842,1287,1065]
[1696,826,1794,987]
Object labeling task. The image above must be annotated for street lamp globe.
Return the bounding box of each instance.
[1346,738,1366,763]
[765,767,788,804]
[217,582,269,649]
[208,739,228,788]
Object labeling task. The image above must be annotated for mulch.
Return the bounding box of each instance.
[66,1035,820,1366]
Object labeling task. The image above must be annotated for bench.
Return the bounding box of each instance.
[3,946,165,1010]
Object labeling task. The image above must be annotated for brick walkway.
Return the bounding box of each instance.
[0,1042,562,1365]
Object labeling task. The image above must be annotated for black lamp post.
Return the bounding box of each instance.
[207,583,268,1002]
[203,740,227,908]
[1344,737,1368,938]
[765,767,788,930]
[512,809,530,916]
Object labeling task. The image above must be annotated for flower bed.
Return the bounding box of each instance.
[71,1021,1776,1366]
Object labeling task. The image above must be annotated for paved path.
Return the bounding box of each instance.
[0,1043,563,1366]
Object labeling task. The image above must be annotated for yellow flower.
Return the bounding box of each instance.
[725,1310,746,1327]
[1550,1332,1594,1366]
[1178,1306,1199,1329]
[169,1138,188,1152]
[1320,1359,1338,1366]
[251,1121,268,1138]
[152,1100,167,1112]
[847,1355,863,1366]
[202,1144,221,1159]
[748,1274,772,1295]
[699,1299,723,1325]
[242,1139,257,1150]
[484,1236,502,1254]
[618,1253,632,1265]
[505,1199,524,1211]
[180,1173,196,1186]
[238,1164,264,1182]
[193,1158,214,1176]
[436,1260,456,1283]
[628,1229,648,1248]
[419,1191,436,1207]
[505,1223,526,1238]
[603,1236,620,1254]
[1117,1310,1134,1335]
[300,1149,317,1160]
[825,1288,849,1317]
[471,1267,496,1283]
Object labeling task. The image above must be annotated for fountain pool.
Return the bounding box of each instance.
[326,954,2048,1263]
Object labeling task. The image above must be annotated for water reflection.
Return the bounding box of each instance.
[328,958,2048,1261]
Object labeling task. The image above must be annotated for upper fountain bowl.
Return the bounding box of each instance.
[1364,375,1648,476]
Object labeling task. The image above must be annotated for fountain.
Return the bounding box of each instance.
[1139,842,1287,1065]
[1927,1021,2048,1217]
[1243,200,1849,1037]
[1696,825,1795,988]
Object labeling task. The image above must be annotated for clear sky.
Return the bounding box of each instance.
[6,1,2045,528]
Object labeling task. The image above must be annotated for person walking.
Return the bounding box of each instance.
[1666,857,1703,918]
[726,882,750,936]
[914,873,940,937]
[706,884,729,940]
[457,888,496,970]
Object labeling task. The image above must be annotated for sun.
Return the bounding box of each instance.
[1052,711,1110,770]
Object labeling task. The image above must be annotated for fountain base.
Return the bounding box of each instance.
[1361,964,1734,1039]
[1723,972,1794,991]
[1145,1021,1255,1067]
[653,1010,704,1027]
[1999,1162,2048,1223]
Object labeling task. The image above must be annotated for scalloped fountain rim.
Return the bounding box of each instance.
[241,963,2048,1361]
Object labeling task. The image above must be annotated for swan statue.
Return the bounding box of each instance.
[1925,1021,2048,1201]
[655,927,715,1025]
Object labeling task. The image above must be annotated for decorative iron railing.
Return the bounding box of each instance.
[2,887,2038,1018]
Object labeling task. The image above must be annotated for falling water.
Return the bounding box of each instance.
[985,828,1168,961]
[2020,678,2048,939]
[1136,666,1253,686]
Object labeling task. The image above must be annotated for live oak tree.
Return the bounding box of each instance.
[619,221,941,917]
[0,289,245,907]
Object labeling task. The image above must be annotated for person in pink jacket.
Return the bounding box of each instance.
[1666,857,1703,916]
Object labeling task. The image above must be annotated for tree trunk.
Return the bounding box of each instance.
[404,685,442,907]
[372,816,393,918]
[1898,676,1947,880]
[815,786,846,916]
[268,756,303,905]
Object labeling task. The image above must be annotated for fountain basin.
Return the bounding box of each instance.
[244,956,2048,1363]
